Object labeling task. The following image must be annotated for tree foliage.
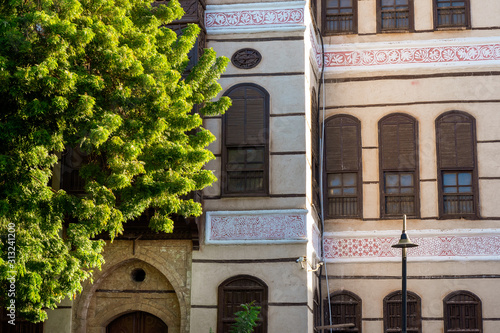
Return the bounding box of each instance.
[0,0,230,322]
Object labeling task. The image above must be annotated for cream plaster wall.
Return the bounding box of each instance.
[479,179,500,217]
[477,143,500,177]
[362,183,379,219]
[191,240,310,332]
[209,38,305,76]
[270,115,306,152]
[471,0,500,28]
[203,196,306,211]
[270,154,307,194]
[323,77,500,109]
[357,0,376,34]
[419,181,438,218]
[326,217,500,233]
[414,0,433,31]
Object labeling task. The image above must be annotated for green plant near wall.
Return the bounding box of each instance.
[230,302,261,333]
[209,302,261,333]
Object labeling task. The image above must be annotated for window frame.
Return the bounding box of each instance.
[435,111,479,219]
[221,83,270,197]
[433,0,471,30]
[443,290,482,333]
[217,275,268,333]
[311,89,321,214]
[322,0,358,35]
[324,115,363,219]
[383,290,422,333]
[378,113,420,219]
[377,0,414,33]
[324,290,362,332]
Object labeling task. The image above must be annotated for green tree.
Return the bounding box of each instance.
[0,0,230,322]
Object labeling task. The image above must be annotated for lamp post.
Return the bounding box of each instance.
[391,215,418,333]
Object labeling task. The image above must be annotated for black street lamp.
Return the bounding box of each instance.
[391,214,418,333]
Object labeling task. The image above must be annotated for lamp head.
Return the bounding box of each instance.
[392,232,418,248]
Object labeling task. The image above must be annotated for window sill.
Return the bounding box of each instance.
[322,31,357,36]
[438,214,479,220]
[434,26,469,31]
[221,193,269,198]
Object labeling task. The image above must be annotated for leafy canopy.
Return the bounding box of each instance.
[0,0,230,322]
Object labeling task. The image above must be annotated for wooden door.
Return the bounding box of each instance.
[107,311,168,333]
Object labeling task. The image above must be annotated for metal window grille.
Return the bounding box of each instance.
[380,0,410,31]
[325,0,355,33]
[436,0,467,27]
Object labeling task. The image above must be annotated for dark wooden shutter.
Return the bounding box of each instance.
[437,113,474,168]
[218,276,268,333]
[444,291,482,333]
[245,97,265,145]
[325,116,360,172]
[225,98,245,145]
[384,291,422,333]
[380,115,416,170]
[225,86,266,146]
[325,291,362,332]
[311,89,319,158]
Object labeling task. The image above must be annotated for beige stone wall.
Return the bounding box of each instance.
[71,240,192,333]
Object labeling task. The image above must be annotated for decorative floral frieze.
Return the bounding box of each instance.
[206,8,304,28]
[323,234,500,261]
[323,43,500,68]
[206,210,307,243]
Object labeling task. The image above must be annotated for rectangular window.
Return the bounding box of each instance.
[442,171,473,215]
[435,0,469,28]
[324,115,362,218]
[327,173,358,217]
[324,0,357,34]
[436,112,477,219]
[384,172,415,216]
[226,147,265,193]
[222,84,269,196]
[379,0,413,32]
[379,114,419,218]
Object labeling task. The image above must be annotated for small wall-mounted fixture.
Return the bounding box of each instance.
[296,256,324,271]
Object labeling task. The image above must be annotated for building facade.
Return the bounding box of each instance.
[32,0,500,332]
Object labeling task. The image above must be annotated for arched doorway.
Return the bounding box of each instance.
[107,311,168,333]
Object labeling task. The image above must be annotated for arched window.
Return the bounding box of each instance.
[383,291,422,333]
[379,113,419,218]
[217,275,268,333]
[324,115,362,218]
[222,84,269,196]
[324,290,362,332]
[444,291,482,333]
[436,111,478,219]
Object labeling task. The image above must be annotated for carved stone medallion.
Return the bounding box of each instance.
[231,48,262,69]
